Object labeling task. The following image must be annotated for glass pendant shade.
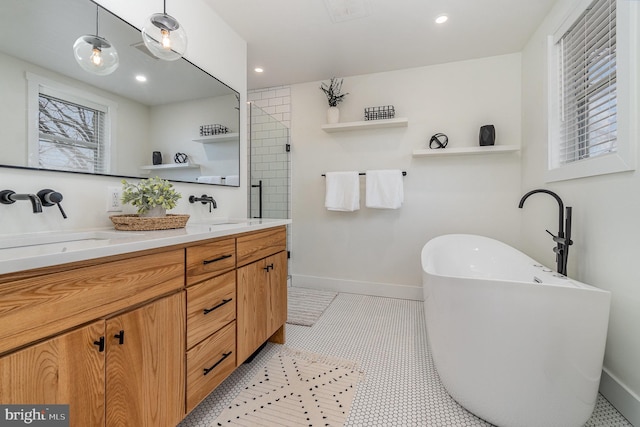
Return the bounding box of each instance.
[141,12,187,61]
[73,35,119,76]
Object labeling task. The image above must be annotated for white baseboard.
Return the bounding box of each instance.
[290,274,423,301]
[600,368,640,426]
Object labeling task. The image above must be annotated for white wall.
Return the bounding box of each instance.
[150,94,239,182]
[0,0,247,234]
[290,54,522,299]
[521,0,640,423]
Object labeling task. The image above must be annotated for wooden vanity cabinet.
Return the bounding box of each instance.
[0,250,185,427]
[236,227,288,363]
[0,292,185,427]
[105,292,185,427]
[0,321,106,426]
[185,241,238,413]
[0,224,289,426]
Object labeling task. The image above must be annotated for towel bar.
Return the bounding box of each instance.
[321,171,407,177]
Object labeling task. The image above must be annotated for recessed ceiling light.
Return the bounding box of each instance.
[254,67,264,73]
[435,15,448,24]
[135,74,147,82]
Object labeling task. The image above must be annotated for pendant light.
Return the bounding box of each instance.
[141,0,187,61]
[73,5,119,76]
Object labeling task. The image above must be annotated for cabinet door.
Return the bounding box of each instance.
[237,251,288,363]
[105,293,185,427]
[237,259,268,363]
[267,251,288,337]
[0,321,105,427]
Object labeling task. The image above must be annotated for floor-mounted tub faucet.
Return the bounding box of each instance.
[518,189,573,276]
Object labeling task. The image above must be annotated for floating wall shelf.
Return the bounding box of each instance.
[193,133,239,143]
[321,117,408,133]
[140,163,199,171]
[412,145,520,157]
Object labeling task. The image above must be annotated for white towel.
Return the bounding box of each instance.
[365,169,404,209]
[324,171,360,211]
[197,175,223,184]
[225,175,240,186]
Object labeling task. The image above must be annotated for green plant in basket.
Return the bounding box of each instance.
[121,176,181,215]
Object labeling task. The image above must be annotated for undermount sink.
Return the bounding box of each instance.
[0,231,143,250]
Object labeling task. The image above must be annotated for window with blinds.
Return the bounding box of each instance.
[554,0,617,167]
[38,93,108,174]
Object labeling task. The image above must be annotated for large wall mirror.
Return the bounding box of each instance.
[0,0,241,186]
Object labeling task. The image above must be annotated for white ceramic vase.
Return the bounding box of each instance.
[141,206,166,217]
[327,106,340,124]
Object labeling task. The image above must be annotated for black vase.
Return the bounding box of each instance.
[479,125,495,146]
[152,151,162,165]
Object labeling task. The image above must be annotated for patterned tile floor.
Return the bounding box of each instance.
[179,293,632,427]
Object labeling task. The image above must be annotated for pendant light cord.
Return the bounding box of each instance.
[95,5,99,36]
[163,0,167,14]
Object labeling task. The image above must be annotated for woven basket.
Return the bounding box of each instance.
[109,214,190,231]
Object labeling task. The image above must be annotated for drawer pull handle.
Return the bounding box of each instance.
[203,351,232,376]
[263,263,274,272]
[203,298,233,315]
[203,254,232,265]
[114,330,125,345]
[93,336,105,352]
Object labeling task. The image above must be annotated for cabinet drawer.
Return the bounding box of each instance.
[186,238,236,286]
[186,271,236,349]
[236,226,286,267]
[186,321,236,413]
[0,249,184,355]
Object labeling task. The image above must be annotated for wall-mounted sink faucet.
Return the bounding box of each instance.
[0,190,43,213]
[518,189,573,276]
[37,189,67,219]
[189,194,217,213]
[0,189,67,218]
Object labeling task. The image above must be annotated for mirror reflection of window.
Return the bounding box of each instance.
[38,93,107,173]
[26,73,117,175]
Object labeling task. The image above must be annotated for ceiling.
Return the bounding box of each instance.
[205,0,558,90]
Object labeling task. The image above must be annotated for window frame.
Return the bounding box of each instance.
[26,72,117,174]
[546,0,637,182]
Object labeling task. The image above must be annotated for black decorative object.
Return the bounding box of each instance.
[200,124,229,136]
[479,125,495,146]
[320,77,348,107]
[174,152,188,163]
[364,105,395,121]
[429,133,448,149]
[152,151,162,165]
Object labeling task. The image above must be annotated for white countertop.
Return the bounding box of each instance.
[0,218,291,276]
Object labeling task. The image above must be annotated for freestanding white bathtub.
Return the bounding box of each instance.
[421,234,611,427]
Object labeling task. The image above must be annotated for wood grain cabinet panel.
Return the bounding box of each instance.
[237,251,287,364]
[0,249,184,355]
[236,227,286,267]
[186,271,236,349]
[0,321,105,427]
[186,321,236,413]
[186,238,236,286]
[105,292,185,427]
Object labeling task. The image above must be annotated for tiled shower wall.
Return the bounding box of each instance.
[248,86,291,128]
[247,86,291,220]
[247,86,292,281]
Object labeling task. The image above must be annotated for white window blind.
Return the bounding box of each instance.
[556,0,617,167]
[38,93,107,174]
